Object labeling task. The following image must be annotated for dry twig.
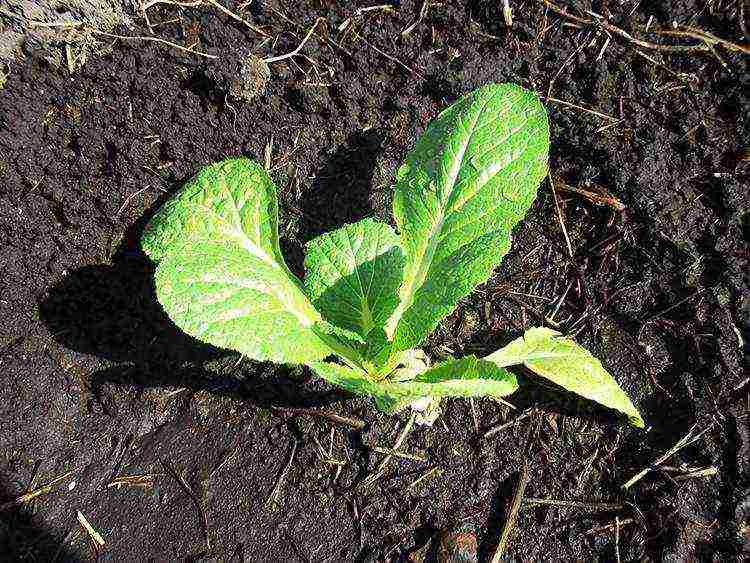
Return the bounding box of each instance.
[407,467,441,490]
[537,0,750,55]
[553,181,626,211]
[402,1,431,37]
[92,30,217,59]
[272,406,366,430]
[585,517,635,535]
[523,497,623,511]
[0,471,74,511]
[267,439,298,505]
[141,0,266,35]
[545,96,621,122]
[623,423,714,489]
[483,409,534,439]
[372,446,426,462]
[205,0,266,36]
[264,18,324,63]
[549,173,574,258]
[361,412,416,488]
[353,32,424,78]
[108,473,163,489]
[650,26,750,55]
[161,459,211,549]
[491,460,528,562]
[77,511,105,548]
[502,0,513,27]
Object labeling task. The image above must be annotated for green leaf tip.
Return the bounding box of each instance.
[401,355,518,399]
[386,82,550,353]
[486,327,645,428]
[141,158,273,262]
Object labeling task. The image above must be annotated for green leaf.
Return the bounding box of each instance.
[485,327,645,428]
[392,356,518,399]
[310,356,517,416]
[360,327,394,372]
[304,218,405,339]
[142,158,332,364]
[387,83,550,352]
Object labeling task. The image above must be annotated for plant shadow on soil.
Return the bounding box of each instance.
[38,131,383,411]
[284,128,384,275]
[0,480,79,562]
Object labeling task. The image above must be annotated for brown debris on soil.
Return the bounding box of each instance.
[228,52,270,102]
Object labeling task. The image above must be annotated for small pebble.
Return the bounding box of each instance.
[229,53,270,102]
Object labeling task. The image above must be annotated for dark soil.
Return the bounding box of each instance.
[1,1,749,561]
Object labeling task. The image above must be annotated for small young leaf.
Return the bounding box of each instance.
[310,356,517,416]
[485,327,644,427]
[360,327,394,372]
[392,356,518,399]
[304,218,405,339]
[387,83,550,353]
[142,158,332,364]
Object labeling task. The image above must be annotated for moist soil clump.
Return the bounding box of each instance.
[1,1,748,560]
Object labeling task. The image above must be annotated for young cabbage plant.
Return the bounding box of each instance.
[141,83,644,428]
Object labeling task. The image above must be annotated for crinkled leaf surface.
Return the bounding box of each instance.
[304,218,405,339]
[387,83,550,352]
[142,158,332,364]
[485,327,644,427]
